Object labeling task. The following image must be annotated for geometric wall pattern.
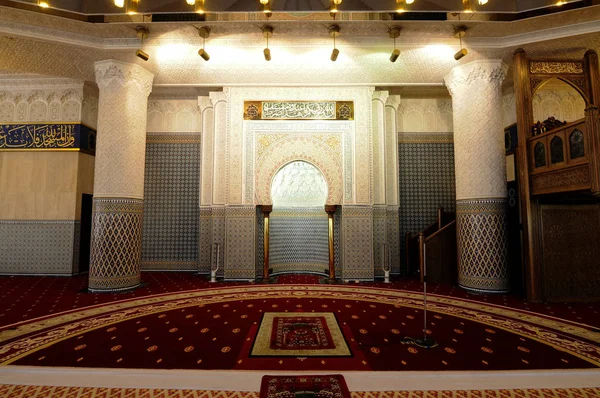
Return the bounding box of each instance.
[456,198,509,293]
[269,208,329,275]
[398,142,456,275]
[225,206,255,280]
[89,198,144,292]
[142,136,200,270]
[0,220,79,275]
[342,205,374,280]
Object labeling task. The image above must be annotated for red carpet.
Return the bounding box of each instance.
[1,285,598,371]
[259,375,350,398]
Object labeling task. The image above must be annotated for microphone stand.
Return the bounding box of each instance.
[413,241,437,348]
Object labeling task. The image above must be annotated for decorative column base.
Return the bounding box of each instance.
[89,198,144,292]
[456,198,509,293]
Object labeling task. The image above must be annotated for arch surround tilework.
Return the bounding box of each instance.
[255,135,344,206]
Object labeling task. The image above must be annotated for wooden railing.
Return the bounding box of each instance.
[405,207,457,284]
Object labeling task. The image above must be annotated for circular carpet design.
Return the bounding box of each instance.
[0,285,598,370]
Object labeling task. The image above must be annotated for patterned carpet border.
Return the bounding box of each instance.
[0,285,599,367]
[1,386,600,398]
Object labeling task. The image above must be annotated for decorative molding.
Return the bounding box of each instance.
[398,99,453,133]
[531,165,591,195]
[444,60,508,97]
[244,101,354,121]
[0,123,96,154]
[147,100,201,133]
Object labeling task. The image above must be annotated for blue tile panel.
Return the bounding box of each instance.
[141,139,200,270]
[399,142,456,275]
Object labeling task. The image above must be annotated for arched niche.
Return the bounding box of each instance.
[532,78,587,124]
[271,161,328,208]
[255,136,343,206]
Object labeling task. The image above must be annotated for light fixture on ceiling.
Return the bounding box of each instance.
[329,24,340,62]
[556,0,566,4]
[186,0,195,5]
[330,0,339,14]
[263,2,272,17]
[197,26,210,61]
[478,0,488,4]
[127,0,140,14]
[135,26,149,61]
[454,25,468,60]
[262,25,273,61]
[114,0,124,7]
[406,0,414,3]
[462,0,474,13]
[38,0,49,7]
[388,26,401,63]
[259,0,269,4]
[195,0,205,14]
[395,0,406,13]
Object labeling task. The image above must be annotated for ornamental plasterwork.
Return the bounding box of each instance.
[94,60,154,97]
[244,101,354,121]
[147,99,201,133]
[530,61,584,74]
[398,99,453,133]
[444,60,508,98]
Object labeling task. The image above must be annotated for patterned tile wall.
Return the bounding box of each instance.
[256,206,264,279]
[142,137,200,270]
[0,221,78,274]
[224,206,256,280]
[270,208,329,275]
[342,205,374,280]
[398,142,456,275]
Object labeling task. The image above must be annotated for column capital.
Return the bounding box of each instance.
[209,91,228,106]
[372,90,389,104]
[444,59,508,97]
[198,96,213,111]
[94,59,154,97]
[385,94,401,110]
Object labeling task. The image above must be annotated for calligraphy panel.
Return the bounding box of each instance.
[0,123,96,154]
[244,101,354,121]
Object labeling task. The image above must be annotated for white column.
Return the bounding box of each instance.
[444,59,509,293]
[198,96,214,273]
[89,60,153,292]
[385,94,401,273]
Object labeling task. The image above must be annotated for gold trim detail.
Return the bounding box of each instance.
[530,61,584,74]
[244,101,354,120]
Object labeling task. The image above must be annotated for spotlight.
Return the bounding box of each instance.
[406,0,414,3]
[136,49,149,61]
[186,0,195,5]
[395,0,406,13]
[260,0,269,3]
[478,0,488,4]
[331,48,339,62]
[462,0,473,13]
[453,26,468,61]
[127,0,140,14]
[38,0,49,7]
[389,26,401,63]
[262,26,273,61]
[114,0,124,7]
[135,26,149,61]
[263,3,272,17]
[328,25,340,62]
[197,26,211,61]
[195,0,205,14]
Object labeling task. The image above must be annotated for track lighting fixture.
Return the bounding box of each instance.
[259,0,269,4]
[135,26,149,61]
[262,26,273,61]
[38,0,49,7]
[395,0,412,13]
[114,0,124,7]
[197,26,210,61]
[330,0,339,14]
[329,25,340,62]
[388,26,401,62]
[186,0,195,5]
[478,0,488,4]
[127,0,140,14]
[454,26,468,60]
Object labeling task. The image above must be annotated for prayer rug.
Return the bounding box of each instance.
[251,313,351,357]
[259,375,350,398]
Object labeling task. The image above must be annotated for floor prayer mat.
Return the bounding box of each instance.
[259,375,350,398]
[251,312,351,357]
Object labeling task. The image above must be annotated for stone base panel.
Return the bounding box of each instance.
[456,198,509,293]
[89,198,144,292]
[0,220,80,275]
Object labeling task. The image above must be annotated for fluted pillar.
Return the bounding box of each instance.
[444,60,509,293]
[89,60,154,292]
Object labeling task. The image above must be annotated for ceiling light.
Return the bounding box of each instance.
[38,0,49,7]
[259,0,269,4]
[127,0,140,14]
[556,0,566,4]
[195,0,205,14]
[262,26,273,61]
[463,0,473,13]
[114,0,124,7]
[395,0,406,13]
[478,0,488,4]
[263,3,272,17]
[329,25,340,62]
[389,26,401,63]
[186,0,195,5]
[406,0,414,3]
[135,26,149,61]
[197,26,210,61]
[330,1,339,13]
[453,26,468,60]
